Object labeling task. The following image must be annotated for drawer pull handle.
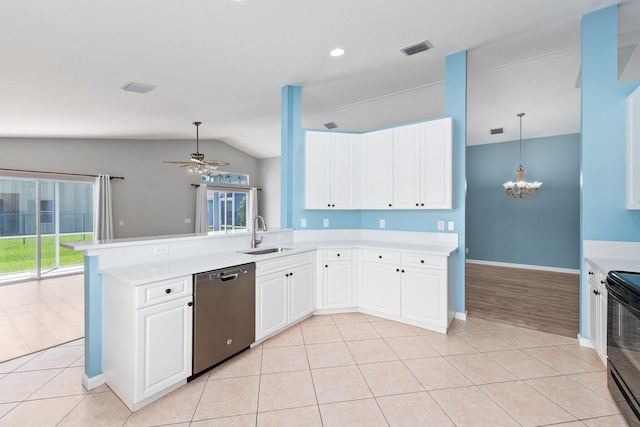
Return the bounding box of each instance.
[401,269,405,273]
[187,302,193,307]
[165,289,171,294]
[337,253,340,257]
[379,255,382,259]
[325,265,328,268]
[593,289,600,295]
[421,260,424,263]
[396,268,400,272]
[588,271,594,275]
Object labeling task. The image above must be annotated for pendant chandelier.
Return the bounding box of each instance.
[502,113,542,198]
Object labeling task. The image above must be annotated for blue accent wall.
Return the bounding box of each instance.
[467,134,580,269]
[580,6,640,336]
[84,255,102,379]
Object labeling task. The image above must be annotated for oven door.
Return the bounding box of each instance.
[607,276,640,426]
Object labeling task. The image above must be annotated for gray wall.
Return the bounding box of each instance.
[257,156,281,229]
[466,133,580,269]
[1,137,260,238]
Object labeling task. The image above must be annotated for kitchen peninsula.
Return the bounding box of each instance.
[65,228,458,411]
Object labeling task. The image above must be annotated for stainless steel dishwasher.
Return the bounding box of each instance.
[192,262,255,377]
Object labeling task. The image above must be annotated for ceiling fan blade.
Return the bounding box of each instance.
[163,160,191,164]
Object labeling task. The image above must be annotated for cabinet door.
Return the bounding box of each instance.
[361,129,394,209]
[256,272,288,340]
[393,124,422,209]
[305,132,331,209]
[421,118,452,209]
[401,267,445,326]
[589,280,600,350]
[361,261,401,316]
[323,261,352,309]
[332,133,355,209]
[288,263,314,324]
[598,285,608,359]
[137,296,192,400]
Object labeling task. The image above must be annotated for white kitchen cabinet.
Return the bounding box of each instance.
[305,131,356,209]
[256,252,314,341]
[102,275,193,412]
[361,128,394,209]
[627,86,640,209]
[393,119,452,209]
[587,261,608,364]
[360,249,452,332]
[321,249,354,310]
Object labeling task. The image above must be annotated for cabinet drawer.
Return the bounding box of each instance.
[323,249,353,261]
[402,253,446,270]
[362,249,401,264]
[256,252,314,276]
[136,276,192,309]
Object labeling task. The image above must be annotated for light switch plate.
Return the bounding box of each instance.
[301,218,307,228]
[437,220,445,231]
[447,221,454,231]
[323,218,329,228]
[379,219,385,228]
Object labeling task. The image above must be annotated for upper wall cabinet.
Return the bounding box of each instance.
[305,117,453,211]
[305,132,357,210]
[361,129,395,209]
[393,118,452,209]
[628,86,640,210]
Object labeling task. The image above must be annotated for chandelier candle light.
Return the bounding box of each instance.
[502,113,542,198]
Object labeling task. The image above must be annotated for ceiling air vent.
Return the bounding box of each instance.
[120,81,157,94]
[401,40,433,56]
[324,122,338,129]
[490,128,504,135]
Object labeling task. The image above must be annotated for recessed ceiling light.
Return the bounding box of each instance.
[329,48,345,57]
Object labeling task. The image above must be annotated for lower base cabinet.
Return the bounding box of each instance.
[102,275,193,412]
[587,261,608,364]
[360,249,451,332]
[256,252,314,341]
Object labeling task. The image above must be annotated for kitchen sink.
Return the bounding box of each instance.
[239,247,292,255]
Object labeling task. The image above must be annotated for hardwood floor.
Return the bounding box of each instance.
[465,262,580,338]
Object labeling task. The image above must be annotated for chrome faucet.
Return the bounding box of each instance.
[251,215,267,248]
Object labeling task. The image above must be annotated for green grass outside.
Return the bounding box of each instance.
[0,234,92,274]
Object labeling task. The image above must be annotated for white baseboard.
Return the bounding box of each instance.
[466,259,579,275]
[82,373,106,391]
[577,334,595,349]
[455,311,467,321]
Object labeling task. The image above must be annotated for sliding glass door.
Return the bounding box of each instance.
[0,177,93,281]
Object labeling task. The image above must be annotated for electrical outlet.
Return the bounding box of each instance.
[379,219,385,229]
[447,221,454,231]
[185,218,192,224]
[323,218,329,228]
[153,245,169,256]
[301,218,307,228]
[118,220,124,227]
[277,233,284,241]
[437,220,445,231]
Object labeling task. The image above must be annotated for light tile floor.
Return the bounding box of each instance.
[0,275,84,362]
[0,314,629,427]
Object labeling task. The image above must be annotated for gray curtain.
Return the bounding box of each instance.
[195,184,208,234]
[95,174,114,240]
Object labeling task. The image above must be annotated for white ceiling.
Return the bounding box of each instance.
[1,0,636,159]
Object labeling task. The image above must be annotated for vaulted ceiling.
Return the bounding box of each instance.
[1,0,638,158]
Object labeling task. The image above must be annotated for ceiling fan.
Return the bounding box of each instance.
[163,121,229,174]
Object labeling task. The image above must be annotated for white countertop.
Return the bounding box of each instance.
[585,257,640,274]
[101,240,458,286]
